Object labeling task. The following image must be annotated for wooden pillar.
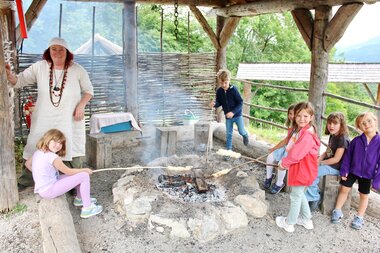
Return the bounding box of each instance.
[216,16,226,71]
[123,0,138,120]
[3,2,20,136]
[243,82,251,126]
[0,3,19,212]
[308,6,331,136]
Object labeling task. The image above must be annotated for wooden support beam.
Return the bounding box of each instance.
[213,0,379,17]
[68,0,226,7]
[0,11,19,212]
[309,6,331,137]
[324,3,363,51]
[363,83,376,104]
[216,16,226,71]
[123,0,139,120]
[219,17,240,48]
[189,6,220,49]
[291,9,313,51]
[16,0,47,46]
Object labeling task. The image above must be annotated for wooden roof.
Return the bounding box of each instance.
[67,0,380,11]
[237,63,380,83]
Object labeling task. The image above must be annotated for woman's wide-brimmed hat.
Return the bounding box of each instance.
[48,37,71,53]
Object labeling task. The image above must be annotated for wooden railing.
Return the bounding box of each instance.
[234,78,380,136]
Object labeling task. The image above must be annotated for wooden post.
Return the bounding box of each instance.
[308,6,331,136]
[123,0,138,120]
[3,2,21,136]
[0,5,19,211]
[243,82,251,126]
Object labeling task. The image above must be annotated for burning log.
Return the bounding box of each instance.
[195,178,209,193]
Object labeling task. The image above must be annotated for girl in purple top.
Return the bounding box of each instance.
[331,112,380,229]
[26,129,102,218]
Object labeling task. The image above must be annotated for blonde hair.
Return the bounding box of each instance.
[325,112,349,136]
[355,111,378,132]
[291,102,317,131]
[216,69,231,83]
[36,129,66,157]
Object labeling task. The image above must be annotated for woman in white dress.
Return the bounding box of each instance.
[6,37,94,189]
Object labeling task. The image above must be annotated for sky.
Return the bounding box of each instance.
[335,2,380,48]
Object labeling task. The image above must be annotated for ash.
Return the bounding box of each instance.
[156,182,226,203]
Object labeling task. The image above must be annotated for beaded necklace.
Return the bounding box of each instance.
[49,63,68,107]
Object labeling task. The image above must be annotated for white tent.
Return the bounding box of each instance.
[74,33,122,55]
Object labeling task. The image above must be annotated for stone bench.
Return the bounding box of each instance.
[86,130,141,169]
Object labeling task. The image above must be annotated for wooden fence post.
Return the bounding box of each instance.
[243,81,251,126]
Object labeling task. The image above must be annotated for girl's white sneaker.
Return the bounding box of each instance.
[276,216,295,233]
[80,204,103,218]
[296,217,314,230]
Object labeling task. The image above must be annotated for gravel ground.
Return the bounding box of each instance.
[2,138,380,253]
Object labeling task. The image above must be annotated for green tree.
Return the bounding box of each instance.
[229,13,311,125]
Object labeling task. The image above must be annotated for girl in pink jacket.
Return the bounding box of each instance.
[276,102,321,233]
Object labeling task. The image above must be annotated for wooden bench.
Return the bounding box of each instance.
[86,131,141,169]
[38,195,81,253]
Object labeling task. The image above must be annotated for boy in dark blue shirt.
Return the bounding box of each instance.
[211,69,249,151]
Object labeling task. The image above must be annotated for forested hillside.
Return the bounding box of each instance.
[336,36,380,63]
[21,0,376,129]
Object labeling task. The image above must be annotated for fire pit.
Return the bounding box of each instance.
[156,172,226,203]
[112,154,269,242]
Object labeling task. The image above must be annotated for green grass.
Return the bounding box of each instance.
[247,124,288,145]
[4,203,27,218]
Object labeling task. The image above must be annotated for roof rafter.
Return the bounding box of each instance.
[213,0,379,17]
[67,0,227,7]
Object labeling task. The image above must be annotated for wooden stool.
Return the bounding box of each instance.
[321,175,351,215]
[194,122,211,151]
[156,127,177,157]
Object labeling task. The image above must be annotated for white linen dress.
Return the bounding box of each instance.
[15,60,94,161]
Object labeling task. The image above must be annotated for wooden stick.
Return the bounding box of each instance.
[237,154,278,168]
[92,166,167,173]
[205,120,213,170]
[210,153,276,178]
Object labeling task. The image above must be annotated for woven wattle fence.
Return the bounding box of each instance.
[16,52,216,135]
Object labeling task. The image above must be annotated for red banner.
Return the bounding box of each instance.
[15,0,28,39]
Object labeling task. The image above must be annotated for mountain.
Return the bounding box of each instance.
[335,36,380,63]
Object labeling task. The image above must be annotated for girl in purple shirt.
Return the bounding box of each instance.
[331,112,380,229]
[26,129,102,218]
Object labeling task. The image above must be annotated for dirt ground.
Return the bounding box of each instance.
[1,138,380,253]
